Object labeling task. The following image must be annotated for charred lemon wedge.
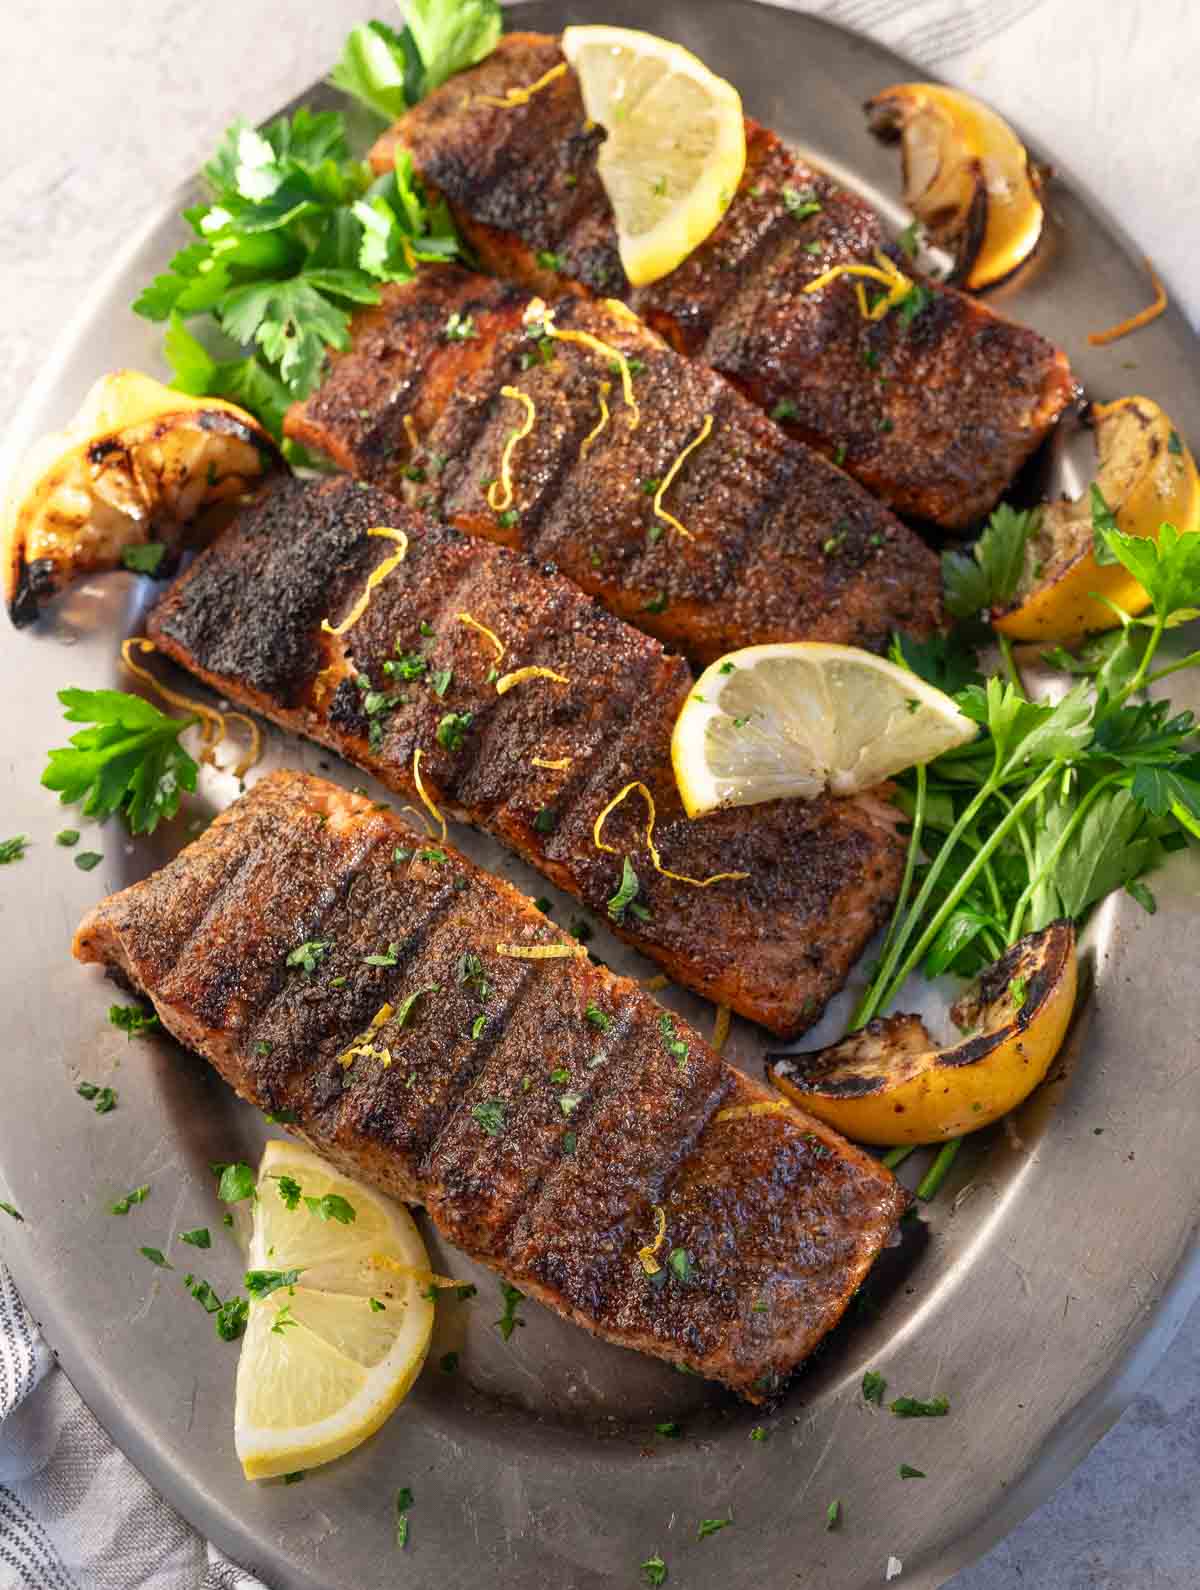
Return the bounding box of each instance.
[994,397,1200,642]
[765,921,1076,1145]
[2,370,281,626]
[866,83,1043,289]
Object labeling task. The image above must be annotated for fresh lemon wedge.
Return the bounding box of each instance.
[234,1140,434,1480]
[671,642,977,817]
[561,25,746,287]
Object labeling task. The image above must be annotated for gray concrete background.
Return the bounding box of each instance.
[1,2,1196,1585]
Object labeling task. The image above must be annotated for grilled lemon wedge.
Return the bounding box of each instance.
[234,1141,434,1480]
[1,370,280,626]
[993,396,1200,642]
[562,25,745,287]
[766,921,1077,1145]
[866,82,1043,289]
[671,642,976,817]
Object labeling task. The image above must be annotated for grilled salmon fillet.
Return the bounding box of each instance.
[73,770,907,1399]
[147,474,905,1038]
[285,265,942,664]
[374,32,1076,529]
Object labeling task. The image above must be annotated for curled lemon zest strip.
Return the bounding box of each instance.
[579,379,612,458]
[397,803,435,838]
[224,712,262,780]
[803,247,915,322]
[412,747,447,846]
[638,1204,668,1276]
[523,299,639,429]
[120,638,222,748]
[653,414,714,541]
[1088,256,1168,345]
[532,755,572,770]
[713,1099,795,1123]
[495,665,570,696]
[642,974,671,992]
[321,527,409,638]
[495,942,588,959]
[402,413,420,457]
[473,61,567,110]
[337,1002,396,1068]
[602,298,643,329]
[456,611,506,662]
[486,387,536,513]
[592,780,750,888]
[712,1003,732,1054]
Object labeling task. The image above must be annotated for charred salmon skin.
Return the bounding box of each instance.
[374,32,1076,529]
[147,475,906,1038]
[285,265,943,665]
[74,770,908,1399]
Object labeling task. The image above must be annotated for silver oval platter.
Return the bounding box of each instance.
[2,3,1198,1587]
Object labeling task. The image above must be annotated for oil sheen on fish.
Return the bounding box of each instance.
[73,770,908,1399]
[146,474,906,1038]
[373,32,1076,529]
[285,265,943,664]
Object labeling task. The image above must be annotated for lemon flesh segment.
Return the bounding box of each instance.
[672,642,977,817]
[994,396,1200,642]
[234,1140,434,1481]
[562,25,746,287]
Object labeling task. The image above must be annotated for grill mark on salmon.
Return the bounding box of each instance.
[146,474,905,1039]
[373,31,1076,530]
[74,770,907,1398]
[285,265,943,665]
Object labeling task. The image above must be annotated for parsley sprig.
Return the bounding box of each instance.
[132,3,501,440]
[42,688,199,836]
[861,519,1200,1026]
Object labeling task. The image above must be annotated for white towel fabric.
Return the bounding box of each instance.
[1,1,1196,1587]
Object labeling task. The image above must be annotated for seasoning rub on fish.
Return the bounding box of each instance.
[285,265,943,664]
[146,474,906,1038]
[74,770,908,1399]
[372,32,1076,529]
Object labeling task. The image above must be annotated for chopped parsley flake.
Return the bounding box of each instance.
[658,1012,689,1066]
[825,1499,841,1531]
[244,1267,304,1300]
[430,666,453,697]
[1,1201,23,1221]
[643,591,669,614]
[440,1350,459,1373]
[436,711,473,751]
[607,855,643,921]
[495,1281,525,1340]
[304,1193,356,1225]
[697,1516,732,1541]
[783,186,821,220]
[389,650,428,681]
[536,250,564,272]
[443,311,477,341]
[215,1296,249,1341]
[470,1014,487,1040]
[271,1302,299,1335]
[214,1162,256,1203]
[74,851,103,872]
[369,1297,386,1312]
[655,1421,682,1439]
[363,941,400,968]
[0,835,29,864]
[899,1463,926,1479]
[76,1081,117,1113]
[1009,974,1028,1010]
[585,1002,611,1032]
[286,939,331,976]
[395,1486,413,1548]
[668,1246,696,1284]
[890,1394,949,1418]
[533,806,558,835]
[108,1002,159,1039]
[276,1175,302,1210]
[180,1227,211,1248]
[641,1555,668,1586]
[750,1425,767,1441]
[862,1370,886,1405]
[471,1098,506,1137]
[55,829,80,846]
[140,1246,172,1269]
[110,1185,150,1215]
[559,1090,583,1116]
[497,508,519,529]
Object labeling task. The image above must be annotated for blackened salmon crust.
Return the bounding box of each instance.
[147,474,906,1039]
[74,770,907,1400]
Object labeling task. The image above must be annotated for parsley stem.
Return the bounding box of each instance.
[1114,613,1167,708]
[881,1144,915,1170]
[916,1138,961,1201]
[1142,649,1200,690]
[1006,770,1123,942]
[864,762,1062,1021]
[996,632,1025,697]
[852,764,927,1028]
